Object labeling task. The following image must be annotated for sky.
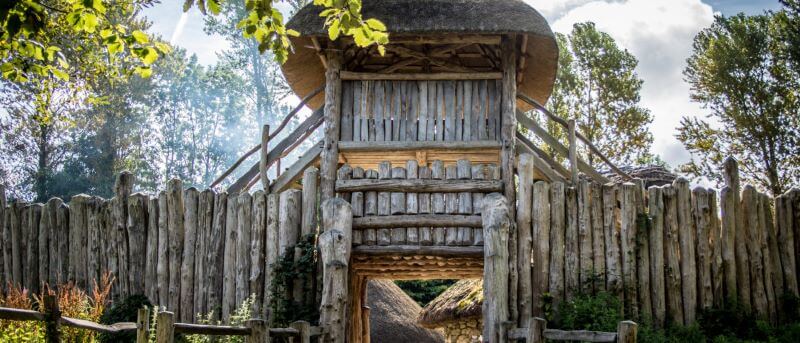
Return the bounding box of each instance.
[142,0,784,170]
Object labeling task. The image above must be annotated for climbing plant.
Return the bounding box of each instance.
[269,233,319,326]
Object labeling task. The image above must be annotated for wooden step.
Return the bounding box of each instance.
[352,214,482,229]
[336,179,502,193]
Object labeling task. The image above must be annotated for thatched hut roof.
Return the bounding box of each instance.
[601,165,679,188]
[367,279,445,342]
[283,0,558,110]
[417,279,483,328]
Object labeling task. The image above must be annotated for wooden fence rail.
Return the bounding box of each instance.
[508,317,637,343]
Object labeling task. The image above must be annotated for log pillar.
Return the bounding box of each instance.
[500,34,519,325]
[482,193,511,343]
[320,46,344,202]
[319,198,353,343]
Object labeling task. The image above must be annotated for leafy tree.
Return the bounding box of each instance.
[535,23,653,168]
[678,13,800,196]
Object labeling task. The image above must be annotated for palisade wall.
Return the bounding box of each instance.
[514,157,800,328]
[0,169,321,323]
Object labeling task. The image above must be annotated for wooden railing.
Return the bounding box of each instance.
[516,92,633,183]
[508,317,638,342]
[0,297,321,343]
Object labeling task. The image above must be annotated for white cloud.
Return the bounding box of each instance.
[526,0,716,169]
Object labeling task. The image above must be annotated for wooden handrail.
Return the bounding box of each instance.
[517,92,634,181]
[0,306,136,334]
[210,85,324,188]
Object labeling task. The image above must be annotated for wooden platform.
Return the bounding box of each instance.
[351,247,484,280]
[338,140,501,170]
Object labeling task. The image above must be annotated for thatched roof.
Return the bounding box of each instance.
[417,279,483,328]
[602,165,679,188]
[282,0,558,109]
[367,279,445,342]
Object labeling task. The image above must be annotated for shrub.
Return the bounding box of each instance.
[556,291,623,332]
[98,294,152,342]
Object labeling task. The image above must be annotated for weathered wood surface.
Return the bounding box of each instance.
[319,198,352,343]
[516,153,535,324]
[335,179,503,193]
[482,193,510,343]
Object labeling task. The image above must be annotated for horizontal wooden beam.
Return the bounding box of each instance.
[336,179,502,193]
[174,323,251,336]
[543,329,617,342]
[270,141,322,193]
[339,140,501,153]
[387,35,502,45]
[352,245,484,257]
[352,214,482,229]
[341,71,502,81]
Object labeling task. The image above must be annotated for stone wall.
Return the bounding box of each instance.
[441,318,482,343]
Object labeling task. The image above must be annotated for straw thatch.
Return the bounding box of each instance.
[601,165,679,188]
[282,0,558,110]
[368,279,445,342]
[417,279,483,328]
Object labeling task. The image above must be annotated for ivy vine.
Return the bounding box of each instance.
[269,233,320,327]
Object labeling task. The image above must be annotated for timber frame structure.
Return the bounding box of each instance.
[210,0,630,341]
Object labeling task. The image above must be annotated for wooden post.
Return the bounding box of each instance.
[777,193,798,296]
[155,311,175,343]
[291,320,312,343]
[245,319,268,343]
[261,124,271,191]
[565,187,579,299]
[0,183,5,288]
[236,193,253,308]
[264,193,280,321]
[113,172,134,297]
[647,186,666,328]
[674,178,696,324]
[724,158,751,310]
[146,197,160,306]
[532,181,551,317]
[362,306,371,343]
[578,180,593,294]
[516,153,534,324]
[44,295,60,343]
[620,183,638,319]
[693,187,713,311]
[526,317,546,343]
[482,193,510,343]
[568,119,578,185]
[549,182,566,315]
[617,320,638,343]
[319,198,352,343]
[136,307,150,343]
[603,184,621,300]
[128,194,148,297]
[302,167,319,237]
[250,191,267,314]
[157,191,169,308]
[662,186,684,325]
[166,179,184,316]
[720,187,739,301]
[321,46,343,202]
[743,186,768,318]
[500,35,518,324]
[181,188,200,322]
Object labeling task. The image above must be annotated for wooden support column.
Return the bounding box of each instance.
[500,34,518,325]
[321,46,344,202]
[568,119,578,185]
[482,193,511,343]
[319,198,352,343]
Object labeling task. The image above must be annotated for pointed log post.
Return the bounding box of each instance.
[260,124,271,191]
[136,308,150,343]
[617,321,638,343]
[321,46,343,202]
[155,311,175,343]
[527,317,546,343]
[500,34,518,325]
[319,198,352,343]
[291,320,312,343]
[516,153,534,325]
[44,295,60,343]
[245,319,268,343]
[482,193,511,343]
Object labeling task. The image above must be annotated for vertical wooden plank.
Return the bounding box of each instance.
[181,188,200,322]
[363,81,373,141]
[431,160,445,245]
[406,160,419,245]
[662,185,684,325]
[167,179,184,315]
[26,204,41,293]
[235,193,253,311]
[445,165,458,246]
[634,180,651,320]
[364,170,378,245]
[222,191,238,320]
[427,81,437,141]
[674,178,696,324]
[603,184,621,298]
[377,162,392,246]
[777,193,798,296]
[387,81,396,141]
[157,191,169,307]
[693,187,713,311]
[146,196,159,305]
[724,158,751,310]
[302,167,319,237]
[590,182,605,292]
[743,186,768,319]
[39,201,51,291]
[620,183,638,319]
[353,80,362,142]
[351,167,365,246]
[264,193,279,321]
[69,196,88,289]
[374,80,385,141]
[46,198,63,286]
[516,154,535,324]
[250,191,267,315]
[10,201,23,287]
[549,182,566,315]
[260,125,270,190]
[577,180,593,293]
[444,81,456,141]
[321,49,343,202]
[565,186,579,299]
[721,187,739,301]
[471,164,486,245]
[462,80,472,141]
[418,81,429,141]
[208,192,227,321]
[764,193,784,316]
[758,192,777,323]
[709,190,725,308]
[455,81,463,140]
[419,165,433,245]
[648,186,666,328]
[279,189,302,253]
[341,81,354,141]
[482,193,510,343]
[390,166,407,244]
[19,204,28,288]
[114,172,134,297]
[532,181,551,317]
[128,194,148,297]
[319,198,352,343]
[195,190,211,316]
[501,36,518,324]
[407,82,418,142]
[476,80,487,140]
[337,165,353,203]
[457,159,473,245]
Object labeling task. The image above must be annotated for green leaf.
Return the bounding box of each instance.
[107,42,123,54]
[83,13,99,33]
[50,67,69,81]
[154,42,172,54]
[377,45,385,56]
[328,20,340,40]
[365,19,386,31]
[208,0,221,14]
[287,29,300,37]
[134,66,152,78]
[132,30,149,44]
